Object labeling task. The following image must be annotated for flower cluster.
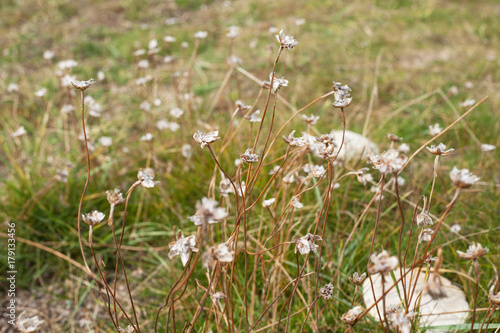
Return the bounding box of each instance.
[189,197,228,226]
[293,233,322,254]
[449,167,480,188]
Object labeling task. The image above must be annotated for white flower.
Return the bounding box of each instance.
[303,164,326,178]
[135,75,153,85]
[332,82,352,108]
[226,25,239,39]
[133,49,146,56]
[319,283,334,300]
[219,178,234,197]
[448,86,458,95]
[139,100,151,111]
[188,197,228,226]
[275,29,298,50]
[293,233,322,254]
[148,39,158,50]
[450,224,461,234]
[34,88,47,97]
[269,165,281,175]
[170,107,184,118]
[57,59,78,71]
[282,130,306,147]
[61,104,74,114]
[349,272,367,285]
[449,167,479,188]
[99,136,112,147]
[283,172,296,184]
[268,73,288,93]
[418,228,434,243]
[388,307,415,333]
[137,59,149,69]
[426,143,454,156]
[82,210,105,226]
[460,99,475,108]
[226,55,242,65]
[71,78,95,91]
[138,169,159,188]
[7,83,19,93]
[193,130,220,148]
[168,231,198,266]
[12,126,27,138]
[464,81,474,89]
[165,17,178,25]
[97,71,105,81]
[262,198,276,208]
[141,133,154,141]
[355,168,372,186]
[43,50,54,60]
[203,243,234,267]
[398,143,410,154]
[369,149,407,174]
[295,18,306,26]
[210,291,227,304]
[367,250,398,274]
[164,35,176,43]
[182,144,192,158]
[84,96,103,117]
[457,242,488,260]
[341,306,363,325]
[181,41,189,48]
[429,123,443,136]
[301,114,319,125]
[240,148,259,163]
[194,31,208,39]
[291,197,303,209]
[481,143,496,152]
[244,110,261,122]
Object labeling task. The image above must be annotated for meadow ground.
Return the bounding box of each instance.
[1,0,499,332]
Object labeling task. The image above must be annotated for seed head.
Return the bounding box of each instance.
[188,197,228,226]
[193,130,220,148]
[275,29,298,50]
[367,250,398,274]
[457,242,488,260]
[107,189,125,206]
[293,233,322,255]
[138,169,159,188]
[82,210,105,226]
[71,78,95,91]
[349,272,367,285]
[240,148,259,163]
[168,230,198,266]
[319,283,334,300]
[262,198,276,208]
[340,306,363,325]
[426,143,454,156]
[244,110,261,122]
[449,167,479,188]
[332,82,352,108]
[282,130,306,147]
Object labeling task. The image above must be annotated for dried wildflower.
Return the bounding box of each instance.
[168,231,198,266]
[457,243,488,260]
[43,50,54,60]
[34,88,47,97]
[15,312,45,332]
[170,107,184,118]
[275,29,298,50]
[416,211,433,227]
[226,25,239,39]
[82,210,105,226]
[319,282,334,300]
[429,123,443,136]
[84,96,103,117]
[137,59,149,69]
[148,39,160,54]
[283,172,296,184]
[426,143,454,156]
[210,291,227,304]
[388,134,402,142]
[182,144,192,158]
[194,31,208,39]
[283,130,306,147]
[57,59,78,71]
[291,197,303,209]
[219,178,234,197]
[193,130,220,148]
[269,165,281,175]
[55,169,69,183]
[107,189,125,206]
[71,78,95,91]
[164,35,176,43]
[370,185,384,201]
[367,250,398,274]
[244,110,261,122]
[203,243,234,267]
[295,18,306,26]
[302,114,319,125]
[387,307,415,333]
[118,326,135,333]
[139,100,151,112]
[234,181,246,197]
[349,272,367,285]
[137,169,159,188]
[449,167,479,188]
[240,148,259,163]
[303,164,325,178]
[418,228,433,243]
[481,143,496,152]
[235,100,251,111]
[140,133,153,142]
[99,136,112,147]
[460,99,475,108]
[340,306,363,325]
[489,292,500,307]
[293,233,322,254]
[448,86,459,95]
[465,81,474,89]
[189,197,228,226]
[12,126,27,138]
[450,224,461,234]
[369,149,407,174]
[398,143,410,154]
[61,104,74,114]
[135,75,153,85]
[226,55,242,65]
[355,168,372,186]
[268,73,288,93]
[7,83,19,93]
[262,198,276,208]
[332,82,352,108]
